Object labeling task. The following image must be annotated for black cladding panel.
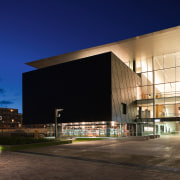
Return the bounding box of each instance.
[23,52,111,124]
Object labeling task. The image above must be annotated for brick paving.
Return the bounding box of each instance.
[1,136,180,180]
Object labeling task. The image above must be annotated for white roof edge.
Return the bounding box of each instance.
[26,26,180,69]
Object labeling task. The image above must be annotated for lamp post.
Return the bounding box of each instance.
[55,108,63,139]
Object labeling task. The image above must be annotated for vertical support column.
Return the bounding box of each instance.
[106,122,111,137]
[55,109,58,138]
[59,123,63,137]
[136,123,138,136]
[158,125,160,135]
[56,125,62,137]
[152,56,156,135]
[141,123,144,136]
[49,124,53,137]
[120,123,122,137]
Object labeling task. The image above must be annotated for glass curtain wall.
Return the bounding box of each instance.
[136,52,180,119]
[61,122,134,137]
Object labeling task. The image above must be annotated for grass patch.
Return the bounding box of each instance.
[2,140,72,151]
[0,136,72,151]
[0,137,106,151]
[73,138,106,143]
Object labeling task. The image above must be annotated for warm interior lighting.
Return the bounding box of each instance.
[144,127,153,132]
[10,109,14,112]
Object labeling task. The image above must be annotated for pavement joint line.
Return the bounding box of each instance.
[15,150,180,174]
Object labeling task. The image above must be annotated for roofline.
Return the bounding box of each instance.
[26,25,180,68]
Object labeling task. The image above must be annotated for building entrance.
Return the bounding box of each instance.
[155,121,180,135]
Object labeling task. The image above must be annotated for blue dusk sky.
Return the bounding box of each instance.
[0,0,180,113]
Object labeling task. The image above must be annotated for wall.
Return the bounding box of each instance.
[111,53,141,123]
[23,52,111,124]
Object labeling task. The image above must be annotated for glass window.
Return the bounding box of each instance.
[177,104,180,117]
[142,72,148,86]
[139,86,153,100]
[142,86,147,99]
[155,70,164,84]
[147,85,153,98]
[176,82,180,96]
[155,84,164,98]
[164,83,176,97]
[155,98,164,105]
[141,58,147,72]
[165,97,175,104]
[136,59,141,73]
[155,104,165,118]
[147,57,152,71]
[141,106,149,118]
[147,72,153,85]
[164,54,175,68]
[176,67,180,82]
[164,68,175,83]
[148,106,153,118]
[164,104,176,117]
[176,53,180,67]
[154,56,163,70]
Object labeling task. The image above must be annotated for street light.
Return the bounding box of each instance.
[55,108,64,139]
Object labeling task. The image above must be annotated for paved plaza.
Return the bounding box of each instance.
[1,136,180,179]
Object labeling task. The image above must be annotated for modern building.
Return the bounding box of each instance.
[23,26,180,137]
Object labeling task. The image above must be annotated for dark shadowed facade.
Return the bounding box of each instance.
[23,52,140,136]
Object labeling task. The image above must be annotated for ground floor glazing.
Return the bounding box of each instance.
[48,121,180,137]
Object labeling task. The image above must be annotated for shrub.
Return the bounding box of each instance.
[0,137,54,145]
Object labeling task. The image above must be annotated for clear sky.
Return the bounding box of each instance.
[0,0,180,113]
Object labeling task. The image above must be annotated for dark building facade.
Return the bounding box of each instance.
[23,52,140,136]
